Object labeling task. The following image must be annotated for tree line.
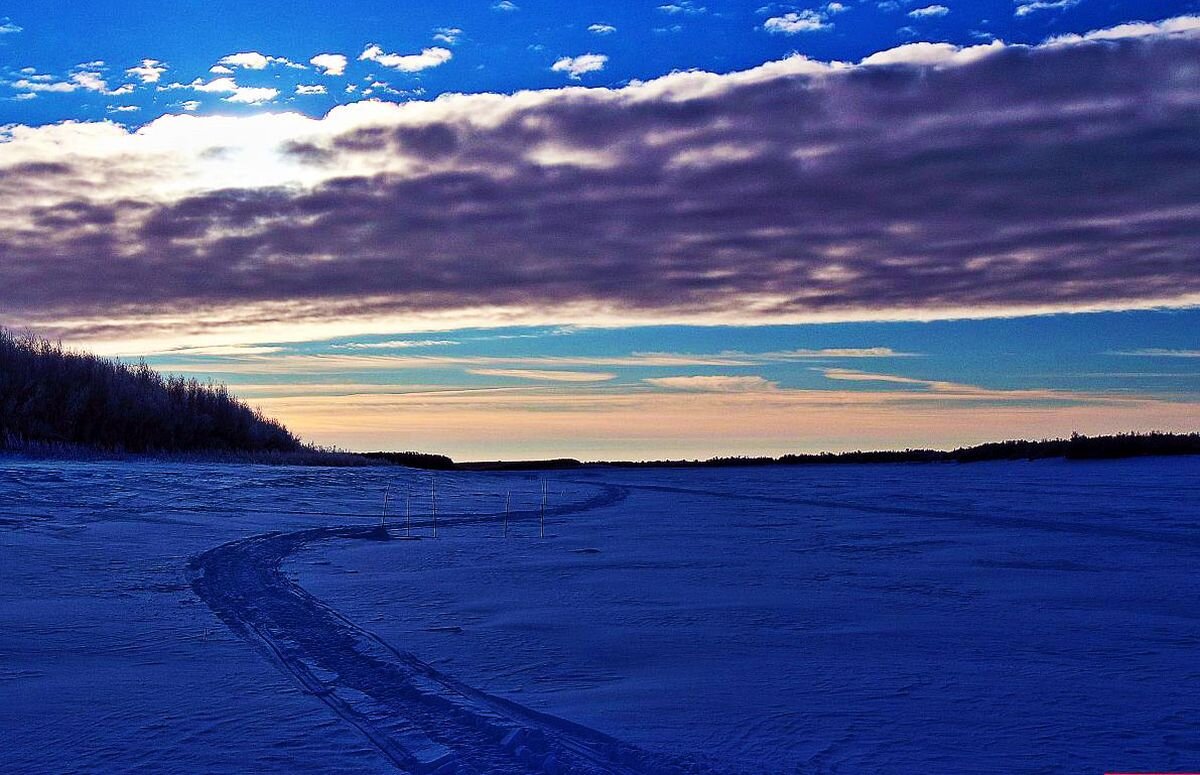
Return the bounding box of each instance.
[0,329,301,455]
[452,432,1200,471]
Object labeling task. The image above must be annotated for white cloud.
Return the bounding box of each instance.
[296,84,327,95]
[70,71,109,92]
[1014,0,1076,15]
[492,1,519,10]
[12,78,77,93]
[224,86,280,104]
[1048,15,1200,42]
[359,44,453,72]
[183,76,240,93]
[659,2,707,14]
[0,19,21,34]
[588,23,617,34]
[551,53,608,79]
[813,368,1076,402]
[310,53,348,76]
[433,27,463,44]
[12,92,36,101]
[165,77,279,105]
[764,11,831,33]
[909,4,950,17]
[178,100,201,112]
[1109,349,1200,358]
[334,339,459,349]
[126,59,167,83]
[212,52,305,71]
[131,349,905,376]
[108,105,140,113]
[218,52,270,70]
[825,2,848,12]
[468,368,617,382]
[859,39,1002,66]
[771,348,914,359]
[821,368,932,385]
[645,375,779,392]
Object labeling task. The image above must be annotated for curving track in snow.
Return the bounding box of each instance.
[189,483,736,775]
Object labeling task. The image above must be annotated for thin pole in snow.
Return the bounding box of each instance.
[540,480,547,538]
[405,490,412,538]
[504,489,510,538]
[431,477,438,538]
[381,485,390,530]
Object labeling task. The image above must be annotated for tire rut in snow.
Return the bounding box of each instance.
[189,485,734,775]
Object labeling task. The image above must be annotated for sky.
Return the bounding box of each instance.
[0,1,1198,460]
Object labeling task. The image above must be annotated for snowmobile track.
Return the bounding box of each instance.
[190,483,738,774]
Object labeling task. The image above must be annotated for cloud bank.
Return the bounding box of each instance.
[1,19,1198,347]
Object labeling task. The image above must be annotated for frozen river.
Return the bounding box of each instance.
[2,456,1198,772]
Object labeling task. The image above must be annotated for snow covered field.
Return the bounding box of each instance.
[2,457,1199,773]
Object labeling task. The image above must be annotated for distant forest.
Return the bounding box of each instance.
[0,330,300,455]
[458,432,1200,471]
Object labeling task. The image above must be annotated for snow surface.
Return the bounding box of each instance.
[2,456,1199,773]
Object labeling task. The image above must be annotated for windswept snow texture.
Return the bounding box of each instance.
[2,457,1200,773]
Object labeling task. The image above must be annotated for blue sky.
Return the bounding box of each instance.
[2,0,1195,125]
[153,311,1200,395]
[1,1,1198,458]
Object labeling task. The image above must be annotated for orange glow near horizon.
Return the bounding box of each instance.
[250,388,1200,461]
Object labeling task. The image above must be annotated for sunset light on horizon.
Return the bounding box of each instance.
[2,1,1197,458]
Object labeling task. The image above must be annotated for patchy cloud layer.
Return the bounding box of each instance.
[1,19,1199,345]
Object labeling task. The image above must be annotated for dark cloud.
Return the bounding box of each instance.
[1,30,1198,335]
[2,161,73,177]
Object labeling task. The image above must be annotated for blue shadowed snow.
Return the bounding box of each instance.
[2,457,1199,772]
